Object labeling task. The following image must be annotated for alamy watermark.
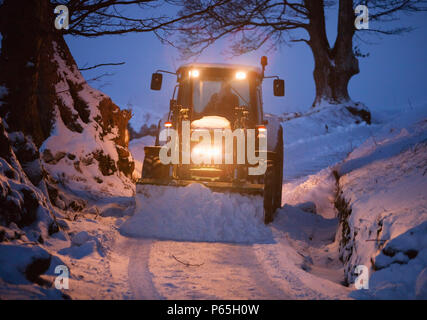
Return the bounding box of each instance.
[54,5,69,30]
[54,265,69,290]
[354,265,369,290]
[158,121,267,175]
[355,5,369,30]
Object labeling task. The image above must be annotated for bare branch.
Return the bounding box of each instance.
[86,72,116,82]
[78,61,125,71]
[171,254,204,267]
[53,0,427,60]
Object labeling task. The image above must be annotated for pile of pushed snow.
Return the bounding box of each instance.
[281,168,337,219]
[120,183,273,243]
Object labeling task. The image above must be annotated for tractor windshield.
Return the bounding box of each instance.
[192,79,250,120]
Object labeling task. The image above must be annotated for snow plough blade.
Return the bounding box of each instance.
[136,178,264,195]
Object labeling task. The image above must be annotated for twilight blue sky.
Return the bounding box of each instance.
[65,4,427,129]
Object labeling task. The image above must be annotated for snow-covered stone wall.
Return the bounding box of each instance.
[335,106,427,299]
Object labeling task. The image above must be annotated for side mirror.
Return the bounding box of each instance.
[170,99,177,110]
[273,79,285,97]
[151,73,163,90]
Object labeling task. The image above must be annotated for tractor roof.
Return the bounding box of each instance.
[177,63,262,75]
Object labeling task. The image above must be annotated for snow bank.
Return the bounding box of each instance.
[121,183,273,243]
[341,142,427,299]
[0,243,67,299]
[281,168,337,219]
[0,244,51,285]
[339,104,427,176]
[281,104,374,180]
[42,108,134,196]
[39,41,134,197]
[335,103,427,299]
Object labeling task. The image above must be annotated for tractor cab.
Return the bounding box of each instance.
[175,64,263,127]
[150,59,284,130]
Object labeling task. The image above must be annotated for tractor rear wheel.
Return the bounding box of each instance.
[273,126,284,212]
[263,160,275,224]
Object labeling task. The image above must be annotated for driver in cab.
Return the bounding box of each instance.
[204,83,239,120]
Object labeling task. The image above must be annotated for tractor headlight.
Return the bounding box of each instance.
[192,145,221,159]
[235,71,247,80]
[189,69,200,78]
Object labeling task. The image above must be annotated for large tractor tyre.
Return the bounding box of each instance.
[263,125,284,224]
[263,160,275,224]
[141,146,169,179]
[273,126,284,212]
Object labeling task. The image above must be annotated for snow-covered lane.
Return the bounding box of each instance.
[114,201,350,299]
[146,241,290,299]
[114,181,349,299]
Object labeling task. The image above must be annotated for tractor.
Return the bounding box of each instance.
[138,57,285,224]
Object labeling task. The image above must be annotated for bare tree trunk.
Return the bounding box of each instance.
[305,0,359,107]
[0,0,134,199]
[332,0,360,103]
[0,0,56,145]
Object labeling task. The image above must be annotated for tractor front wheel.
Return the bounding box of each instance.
[141,146,169,179]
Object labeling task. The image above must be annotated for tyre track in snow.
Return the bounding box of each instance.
[114,238,163,299]
[218,243,291,299]
[120,230,346,299]
[145,241,290,299]
[127,239,164,299]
